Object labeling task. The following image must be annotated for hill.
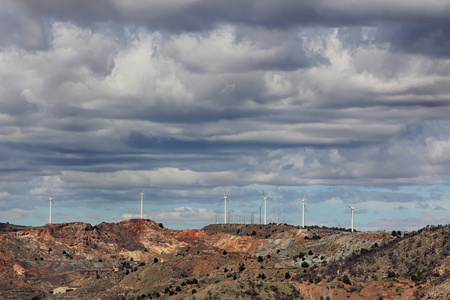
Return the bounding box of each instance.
[0,220,448,299]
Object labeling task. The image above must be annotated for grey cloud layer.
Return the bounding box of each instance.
[0,1,449,229]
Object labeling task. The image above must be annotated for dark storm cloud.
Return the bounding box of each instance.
[15,0,450,30]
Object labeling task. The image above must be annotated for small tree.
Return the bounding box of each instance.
[239,263,245,272]
[342,274,351,285]
[301,261,309,268]
[387,271,396,278]
[285,272,291,279]
[154,257,159,263]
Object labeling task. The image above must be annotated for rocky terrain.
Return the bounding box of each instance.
[0,220,448,299]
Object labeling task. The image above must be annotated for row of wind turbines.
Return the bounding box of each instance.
[221,191,356,232]
[45,189,356,232]
[45,189,147,225]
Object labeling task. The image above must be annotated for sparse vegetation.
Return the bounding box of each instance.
[0,221,448,299]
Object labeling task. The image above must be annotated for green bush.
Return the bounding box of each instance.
[342,274,351,285]
[239,263,245,272]
[387,271,396,278]
[411,269,427,285]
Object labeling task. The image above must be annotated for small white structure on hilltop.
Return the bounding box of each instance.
[53,286,76,294]
[296,193,307,228]
[346,204,355,232]
[45,190,55,224]
[221,191,229,224]
[137,190,145,219]
[261,191,269,225]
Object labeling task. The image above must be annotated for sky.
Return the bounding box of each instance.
[1,1,449,231]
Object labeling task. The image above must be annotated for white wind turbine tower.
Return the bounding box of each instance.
[137,190,145,219]
[296,193,307,228]
[347,204,354,232]
[222,191,229,224]
[262,191,269,225]
[45,190,55,224]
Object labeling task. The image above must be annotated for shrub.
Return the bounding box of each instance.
[387,271,396,278]
[411,269,427,285]
[285,272,291,279]
[239,263,245,272]
[314,276,322,284]
[301,261,309,268]
[258,256,263,262]
[186,278,198,284]
[342,274,351,285]
[176,286,181,292]
[308,250,313,255]
[154,257,159,263]
[192,289,197,294]
[251,231,257,236]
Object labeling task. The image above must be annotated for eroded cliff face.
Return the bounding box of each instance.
[0,221,448,300]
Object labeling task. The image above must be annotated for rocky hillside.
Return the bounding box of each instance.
[0,220,448,299]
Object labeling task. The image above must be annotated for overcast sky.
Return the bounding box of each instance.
[1,1,449,230]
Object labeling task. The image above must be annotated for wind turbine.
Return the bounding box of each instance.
[296,193,307,228]
[137,190,145,219]
[45,190,55,224]
[262,191,269,225]
[221,191,229,224]
[346,204,354,232]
